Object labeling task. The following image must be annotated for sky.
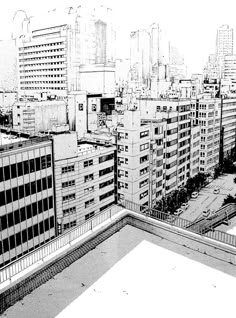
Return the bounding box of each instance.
[1,0,236,74]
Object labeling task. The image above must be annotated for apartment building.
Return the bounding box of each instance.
[117,105,200,209]
[190,96,236,173]
[117,110,165,209]
[138,98,200,191]
[0,128,56,267]
[190,97,220,173]
[52,133,116,234]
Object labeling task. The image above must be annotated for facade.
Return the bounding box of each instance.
[0,128,56,267]
[52,133,116,234]
[12,100,67,134]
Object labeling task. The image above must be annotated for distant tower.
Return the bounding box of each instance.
[216,25,233,77]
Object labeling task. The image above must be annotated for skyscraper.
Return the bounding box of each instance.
[216,24,234,58]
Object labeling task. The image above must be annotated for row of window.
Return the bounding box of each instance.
[100,189,115,201]
[19,48,64,56]
[0,196,53,231]
[20,80,66,84]
[20,87,66,90]
[19,62,65,67]
[0,154,51,182]
[19,42,64,51]
[62,193,76,202]
[19,68,64,73]
[99,166,114,177]
[0,216,55,255]
[99,178,114,189]
[62,165,75,174]
[62,180,75,188]
[0,176,52,207]
[64,220,77,231]
[19,55,65,62]
[63,206,76,217]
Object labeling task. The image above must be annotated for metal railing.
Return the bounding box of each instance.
[120,199,236,248]
[0,207,113,285]
[1,199,236,287]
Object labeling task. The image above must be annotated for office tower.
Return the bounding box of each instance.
[216,25,233,58]
[0,128,56,267]
[216,25,234,77]
[130,29,151,88]
[15,5,116,100]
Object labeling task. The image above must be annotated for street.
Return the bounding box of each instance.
[181,174,236,222]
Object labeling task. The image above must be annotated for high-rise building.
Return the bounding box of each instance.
[15,5,116,100]
[216,25,234,58]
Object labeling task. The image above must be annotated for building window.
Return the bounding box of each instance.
[139,179,148,188]
[140,130,149,138]
[84,174,94,182]
[99,178,114,189]
[85,198,95,208]
[64,220,77,230]
[140,166,149,175]
[84,160,93,168]
[99,166,114,177]
[140,143,149,151]
[85,211,95,220]
[140,155,149,164]
[78,104,83,111]
[99,153,114,163]
[62,193,76,202]
[63,207,76,216]
[140,190,148,200]
[92,104,97,111]
[62,180,75,188]
[84,186,94,193]
[100,189,114,201]
[62,165,75,174]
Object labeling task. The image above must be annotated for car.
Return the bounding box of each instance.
[181,202,189,210]
[202,209,210,218]
[191,192,198,199]
[174,208,184,216]
[213,186,220,194]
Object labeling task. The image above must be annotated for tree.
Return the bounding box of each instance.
[222,194,236,207]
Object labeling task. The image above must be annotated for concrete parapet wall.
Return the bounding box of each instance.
[126,214,236,266]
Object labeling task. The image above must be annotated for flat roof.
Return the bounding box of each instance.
[0,132,27,146]
[4,225,236,318]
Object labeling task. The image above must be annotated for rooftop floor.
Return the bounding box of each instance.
[4,224,236,318]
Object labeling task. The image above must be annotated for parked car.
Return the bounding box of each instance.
[174,208,184,216]
[181,202,189,210]
[213,186,220,194]
[202,209,210,218]
[191,192,198,199]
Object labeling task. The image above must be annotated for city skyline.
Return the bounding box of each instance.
[1,0,236,75]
